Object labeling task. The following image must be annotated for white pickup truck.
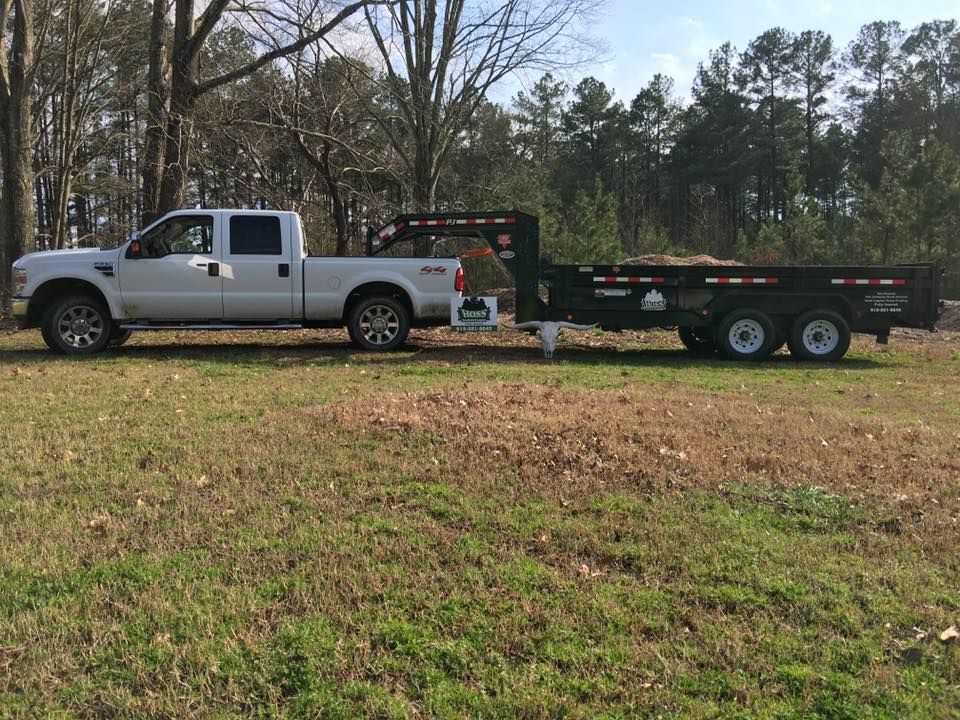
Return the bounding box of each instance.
[10,209,462,354]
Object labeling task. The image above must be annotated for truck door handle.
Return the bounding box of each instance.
[278,263,290,278]
[208,262,219,277]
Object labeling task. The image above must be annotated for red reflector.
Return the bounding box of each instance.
[454,266,464,292]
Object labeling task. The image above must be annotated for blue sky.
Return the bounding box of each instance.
[579,0,958,103]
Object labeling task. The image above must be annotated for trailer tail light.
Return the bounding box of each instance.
[454,266,464,293]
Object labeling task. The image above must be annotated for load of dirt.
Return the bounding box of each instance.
[620,254,743,267]
[937,300,960,331]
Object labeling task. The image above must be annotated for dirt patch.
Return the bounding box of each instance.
[620,254,742,267]
[937,300,960,331]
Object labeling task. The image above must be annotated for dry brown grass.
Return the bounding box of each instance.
[313,377,960,554]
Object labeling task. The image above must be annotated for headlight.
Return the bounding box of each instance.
[13,267,26,294]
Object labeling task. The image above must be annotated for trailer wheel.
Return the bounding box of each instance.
[789,310,850,362]
[678,326,716,355]
[347,295,410,351]
[717,309,776,361]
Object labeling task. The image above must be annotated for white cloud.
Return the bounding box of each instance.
[650,52,682,79]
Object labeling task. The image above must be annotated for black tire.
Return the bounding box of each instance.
[41,294,113,355]
[789,309,851,362]
[678,326,716,355]
[347,295,410,352]
[108,328,134,347]
[717,309,776,361]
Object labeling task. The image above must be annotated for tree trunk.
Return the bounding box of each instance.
[52,171,72,249]
[75,177,90,239]
[321,148,348,256]
[412,153,437,256]
[0,0,36,299]
[157,57,197,214]
[141,0,170,224]
[0,102,36,269]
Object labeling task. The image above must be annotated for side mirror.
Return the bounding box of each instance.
[128,238,142,257]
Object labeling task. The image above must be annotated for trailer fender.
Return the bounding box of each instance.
[705,293,855,326]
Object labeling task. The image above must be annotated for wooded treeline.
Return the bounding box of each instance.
[1,0,958,298]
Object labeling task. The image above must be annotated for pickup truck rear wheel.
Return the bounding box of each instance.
[717,309,776,361]
[678,326,716,355]
[41,294,112,355]
[789,310,851,361]
[348,295,410,351]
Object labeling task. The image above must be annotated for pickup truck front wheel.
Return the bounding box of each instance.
[348,295,410,351]
[41,294,113,355]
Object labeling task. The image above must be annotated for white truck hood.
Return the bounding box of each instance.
[16,247,121,268]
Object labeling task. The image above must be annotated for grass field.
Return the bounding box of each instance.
[1,326,958,718]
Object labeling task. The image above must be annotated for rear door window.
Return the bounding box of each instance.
[229,216,283,255]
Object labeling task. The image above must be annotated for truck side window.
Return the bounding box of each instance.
[230,216,282,255]
[138,216,214,258]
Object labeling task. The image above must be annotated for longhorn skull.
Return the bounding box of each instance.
[507,320,598,358]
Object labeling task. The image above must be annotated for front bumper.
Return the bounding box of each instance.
[11,296,29,324]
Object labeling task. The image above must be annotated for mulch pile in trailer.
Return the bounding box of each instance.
[620,254,743,267]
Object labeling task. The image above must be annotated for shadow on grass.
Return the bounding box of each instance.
[0,331,885,370]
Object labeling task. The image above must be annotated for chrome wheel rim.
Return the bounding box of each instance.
[728,319,765,354]
[58,305,105,348]
[359,305,400,346]
[802,319,839,355]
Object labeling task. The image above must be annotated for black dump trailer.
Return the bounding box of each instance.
[368,210,942,361]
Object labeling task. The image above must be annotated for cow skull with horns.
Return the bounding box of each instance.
[508,321,598,358]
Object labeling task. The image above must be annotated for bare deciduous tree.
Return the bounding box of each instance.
[142,0,376,223]
[45,0,118,248]
[350,0,603,222]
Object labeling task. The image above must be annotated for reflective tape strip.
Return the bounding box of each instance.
[593,276,665,284]
[462,217,515,225]
[705,277,779,284]
[376,216,515,238]
[831,278,906,286]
